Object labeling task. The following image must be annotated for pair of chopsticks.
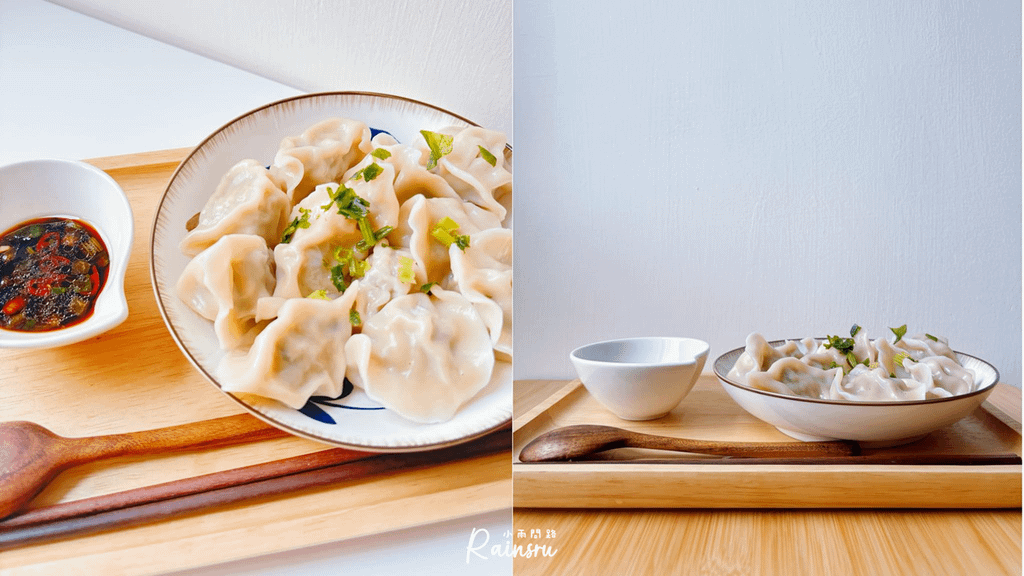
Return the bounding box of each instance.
[0,426,510,550]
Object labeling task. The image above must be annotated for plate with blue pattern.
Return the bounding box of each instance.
[151,92,511,452]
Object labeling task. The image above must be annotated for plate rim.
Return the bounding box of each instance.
[149,91,512,452]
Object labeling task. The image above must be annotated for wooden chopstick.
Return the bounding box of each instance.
[0,426,510,550]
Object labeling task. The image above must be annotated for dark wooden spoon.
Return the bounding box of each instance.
[518,424,860,462]
[0,413,287,519]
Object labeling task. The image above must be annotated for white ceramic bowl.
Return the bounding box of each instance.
[0,159,132,348]
[713,343,1000,446]
[570,337,710,420]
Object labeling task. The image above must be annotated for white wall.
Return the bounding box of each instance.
[513,1,1022,387]
[46,0,513,138]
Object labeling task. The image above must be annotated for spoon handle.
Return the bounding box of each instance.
[629,432,858,458]
[64,413,288,464]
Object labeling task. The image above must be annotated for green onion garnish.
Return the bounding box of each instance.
[349,310,362,326]
[330,265,347,292]
[307,289,329,300]
[421,130,453,170]
[477,145,497,167]
[397,256,415,284]
[925,333,938,342]
[281,208,312,243]
[890,324,907,343]
[850,324,861,337]
[372,148,391,160]
[419,282,437,293]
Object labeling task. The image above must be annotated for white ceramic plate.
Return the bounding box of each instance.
[151,92,512,452]
[713,342,999,446]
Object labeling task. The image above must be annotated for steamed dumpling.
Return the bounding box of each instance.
[272,183,364,299]
[344,287,495,423]
[389,195,503,284]
[416,127,511,222]
[271,117,373,203]
[175,234,275,350]
[216,283,360,409]
[449,228,512,359]
[179,160,291,257]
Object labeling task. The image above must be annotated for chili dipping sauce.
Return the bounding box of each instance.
[0,217,110,332]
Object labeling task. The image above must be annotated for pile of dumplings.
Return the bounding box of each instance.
[727,330,977,402]
[176,118,512,424]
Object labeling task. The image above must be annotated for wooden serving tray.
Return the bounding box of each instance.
[512,377,1021,509]
[0,149,511,575]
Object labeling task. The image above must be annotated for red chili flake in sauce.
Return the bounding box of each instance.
[0,217,110,332]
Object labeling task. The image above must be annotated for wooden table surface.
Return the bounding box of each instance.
[512,379,1022,576]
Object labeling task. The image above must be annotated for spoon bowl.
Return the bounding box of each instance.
[0,414,287,519]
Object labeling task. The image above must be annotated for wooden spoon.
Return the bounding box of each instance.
[0,413,287,519]
[518,424,860,462]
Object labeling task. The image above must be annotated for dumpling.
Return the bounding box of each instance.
[352,246,416,322]
[175,234,275,350]
[449,228,512,359]
[271,117,373,203]
[389,195,503,284]
[831,364,928,401]
[272,183,364,299]
[344,287,495,424]
[370,132,463,206]
[340,155,400,231]
[746,357,841,399]
[728,333,789,382]
[216,282,360,409]
[179,160,290,257]
[417,127,511,222]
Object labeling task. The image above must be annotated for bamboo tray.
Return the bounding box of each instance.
[512,377,1021,509]
[0,149,511,575]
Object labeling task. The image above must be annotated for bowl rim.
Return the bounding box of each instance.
[713,339,1000,407]
[148,90,512,452]
[0,158,133,348]
[571,336,710,367]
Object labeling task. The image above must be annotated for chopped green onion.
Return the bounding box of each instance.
[397,256,415,284]
[419,282,437,293]
[925,333,938,342]
[892,352,916,366]
[333,246,352,264]
[850,324,861,337]
[361,162,383,181]
[358,217,376,246]
[330,265,347,292]
[845,352,859,368]
[50,286,67,295]
[349,310,362,326]
[477,145,497,167]
[436,217,459,231]
[824,335,855,353]
[452,234,470,251]
[281,207,312,243]
[890,324,907,343]
[307,289,329,300]
[349,258,369,278]
[372,148,391,160]
[431,227,455,247]
[374,226,394,242]
[421,130,453,170]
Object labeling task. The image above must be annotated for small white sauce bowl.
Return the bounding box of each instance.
[713,344,1000,446]
[0,159,133,349]
[570,337,711,420]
